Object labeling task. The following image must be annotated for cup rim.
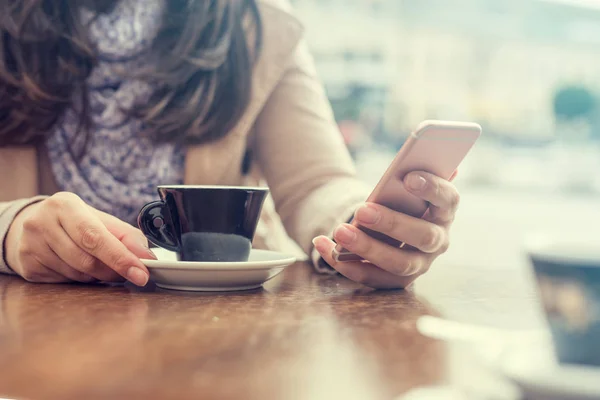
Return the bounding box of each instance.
[157,185,269,191]
[525,233,600,267]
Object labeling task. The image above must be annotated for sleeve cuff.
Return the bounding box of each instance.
[311,246,337,275]
[309,200,363,275]
[0,196,49,275]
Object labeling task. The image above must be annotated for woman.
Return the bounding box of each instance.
[0,0,460,289]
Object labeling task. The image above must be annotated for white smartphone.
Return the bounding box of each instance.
[333,120,482,262]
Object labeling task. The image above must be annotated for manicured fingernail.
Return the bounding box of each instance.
[407,174,427,191]
[138,238,157,260]
[356,204,380,224]
[127,267,149,287]
[146,248,158,260]
[334,224,357,245]
[312,236,328,254]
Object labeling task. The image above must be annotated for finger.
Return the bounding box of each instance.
[332,224,431,275]
[45,227,123,282]
[36,244,97,283]
[313,236,420,289]
[94,210,157,260]
[353,203,448,254]
[52,195,150,286]
[404,171,460,224]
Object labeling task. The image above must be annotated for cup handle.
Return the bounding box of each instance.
[137,201,179,252]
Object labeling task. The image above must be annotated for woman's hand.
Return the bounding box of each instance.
[313,171,460,289]
[5,192,156,286]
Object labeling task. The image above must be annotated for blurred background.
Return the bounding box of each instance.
[291,0,600,297]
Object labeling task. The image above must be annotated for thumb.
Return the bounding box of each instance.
[94,209,157,261]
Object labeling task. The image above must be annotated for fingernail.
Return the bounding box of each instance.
[334,224,357,245]
[312,236,328,254]
[356,204,380,224]
[146,248,158,260]
[127,267,149,287]
[312,237,319,249]
[138,238,157,260]
[407,174,427,191]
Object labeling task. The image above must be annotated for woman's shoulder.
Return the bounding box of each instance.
[256,0,303,29]
[257,0,295,14]
[252,0,305,64]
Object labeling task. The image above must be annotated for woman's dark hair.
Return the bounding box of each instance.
[0,0,262,151]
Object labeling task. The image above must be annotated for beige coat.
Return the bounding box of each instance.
[0,0,370,275]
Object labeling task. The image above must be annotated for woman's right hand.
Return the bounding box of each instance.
[4,192,156,286]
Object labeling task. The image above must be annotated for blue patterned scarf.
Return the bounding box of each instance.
[46,0,185,225]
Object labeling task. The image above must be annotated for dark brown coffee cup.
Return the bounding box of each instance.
[138,186,269,262]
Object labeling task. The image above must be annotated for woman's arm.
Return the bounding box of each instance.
[252,36,461,289]
[252,39,371,259]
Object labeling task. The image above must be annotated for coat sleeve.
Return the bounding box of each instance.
[252,39,371,267]
[0,197,48,274]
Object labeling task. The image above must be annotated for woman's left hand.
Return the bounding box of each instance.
[313,171,460,289]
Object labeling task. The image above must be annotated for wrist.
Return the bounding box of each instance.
[4,202,39,273]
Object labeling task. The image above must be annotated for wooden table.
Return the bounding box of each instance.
[0,255,545,400]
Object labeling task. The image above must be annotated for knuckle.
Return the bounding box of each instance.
[411,258,426,275]
[420,260,433,274]
[17,244,31,259]
[43,196,63,209]
[439,237,451,253]
[46,192,76,209]
[77,223,103,251]
[449,191,461,209]
[383,212,400,235]
[21,217,42,235]
[399,259,414,276]
[378,251,403,275]
[77,253,98,272]
[443,212,456,225]
[421,227,444,252]
[52,191,81,204]
[394,257,416,276]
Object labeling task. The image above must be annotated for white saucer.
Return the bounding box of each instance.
[141,248,296,292]
[496,341,600,400]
